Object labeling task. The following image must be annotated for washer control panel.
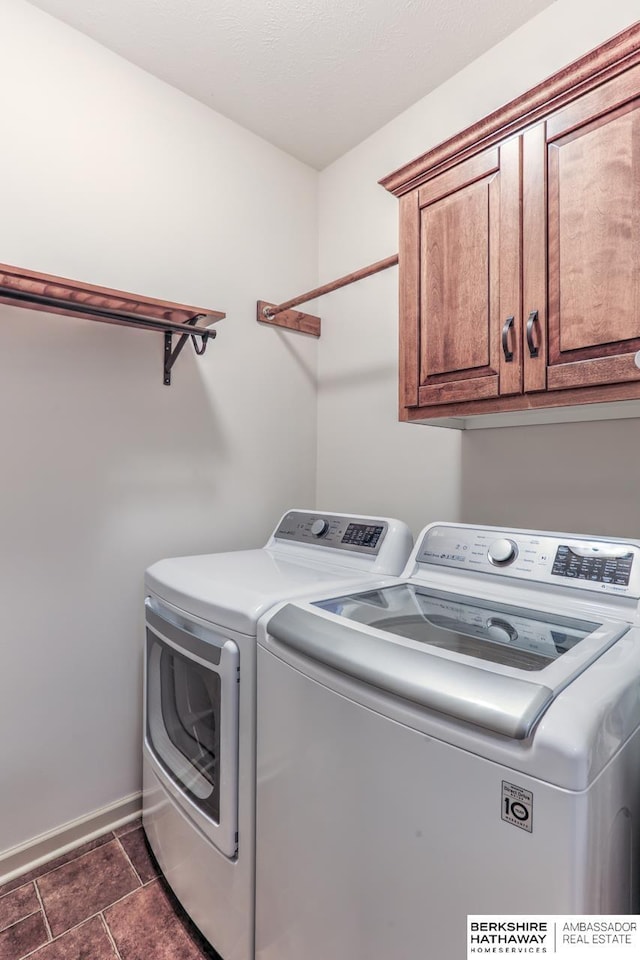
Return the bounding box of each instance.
[275,511,387,555]
[551,544,634,586]
[416,524,640,597]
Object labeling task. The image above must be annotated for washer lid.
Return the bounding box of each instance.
[145,548,390,635]
[266,583,629,738]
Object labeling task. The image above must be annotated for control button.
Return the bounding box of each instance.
[487,538,518,566]
[486,618,519,644]
[310,518,329,538]
[341,522,383,548]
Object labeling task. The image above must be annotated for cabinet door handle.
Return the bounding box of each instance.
[526,310,540,358]
[501,316,515,362]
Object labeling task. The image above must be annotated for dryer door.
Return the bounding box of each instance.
[144,598,239,858]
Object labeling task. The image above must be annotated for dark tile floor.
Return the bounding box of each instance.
[0,819,221,960]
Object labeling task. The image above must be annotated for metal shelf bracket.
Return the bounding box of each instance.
[163,315,216,386]
[0,262,225,388]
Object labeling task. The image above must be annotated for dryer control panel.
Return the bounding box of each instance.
[416,524,640,598]
[274,511,388,555]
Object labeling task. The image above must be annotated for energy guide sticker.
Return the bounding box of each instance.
[467,916,639,957]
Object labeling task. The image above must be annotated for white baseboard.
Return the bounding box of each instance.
[0,792,142,886]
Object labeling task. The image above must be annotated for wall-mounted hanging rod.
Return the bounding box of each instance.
[258,253,399,338]
[0,285,211,338]
[0,263,225,386]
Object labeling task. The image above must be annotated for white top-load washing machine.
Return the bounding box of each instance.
[142,509,412,960]
[255,521,640,960]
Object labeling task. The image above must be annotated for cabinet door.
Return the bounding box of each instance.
[399,142,521,410]
[543,64,640,392]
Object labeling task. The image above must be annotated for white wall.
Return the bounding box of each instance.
[317,0,640,539]
[0,0,318,857]
[4,0,640,866]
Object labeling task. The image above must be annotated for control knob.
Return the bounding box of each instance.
[310,518,329,538]
[486,617,519,644]
[487,538,518,566]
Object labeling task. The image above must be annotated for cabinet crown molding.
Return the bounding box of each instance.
[380,20,640,197]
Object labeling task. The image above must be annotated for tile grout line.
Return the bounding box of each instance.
[114,836,144,888]
[12,911,55,960]
[18,933,56,960]
[0,827,141,902]
[0,908,41,937]
[21,840,143,958]
[13,941,47,960]
[100,874,158,915]
[17,904,135,960]
[33,880,53,942]
[0,878,34,905]
[100,912,124,960]
[10,831,118,892]
[5,835,164,960]
[113,818,142,840]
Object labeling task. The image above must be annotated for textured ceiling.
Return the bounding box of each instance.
[27,0,556,168]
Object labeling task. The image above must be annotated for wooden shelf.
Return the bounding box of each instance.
[0,262,226,385]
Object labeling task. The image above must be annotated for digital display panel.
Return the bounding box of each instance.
[552,546,633,586]
[342,523,383,549]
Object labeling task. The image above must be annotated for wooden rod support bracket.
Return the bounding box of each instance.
[257,253,398,339]
[258,301,321,338]
[163,315,216,386]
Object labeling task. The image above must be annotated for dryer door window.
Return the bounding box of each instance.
[149,639,221,819]
[144,599,239,858]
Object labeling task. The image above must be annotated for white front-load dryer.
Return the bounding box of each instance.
[142,509,412,960]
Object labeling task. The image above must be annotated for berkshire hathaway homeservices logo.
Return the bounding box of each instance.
[467,917,639,957]
[468,920,550,953]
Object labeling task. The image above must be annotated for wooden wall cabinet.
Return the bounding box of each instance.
[382,23,640,427]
